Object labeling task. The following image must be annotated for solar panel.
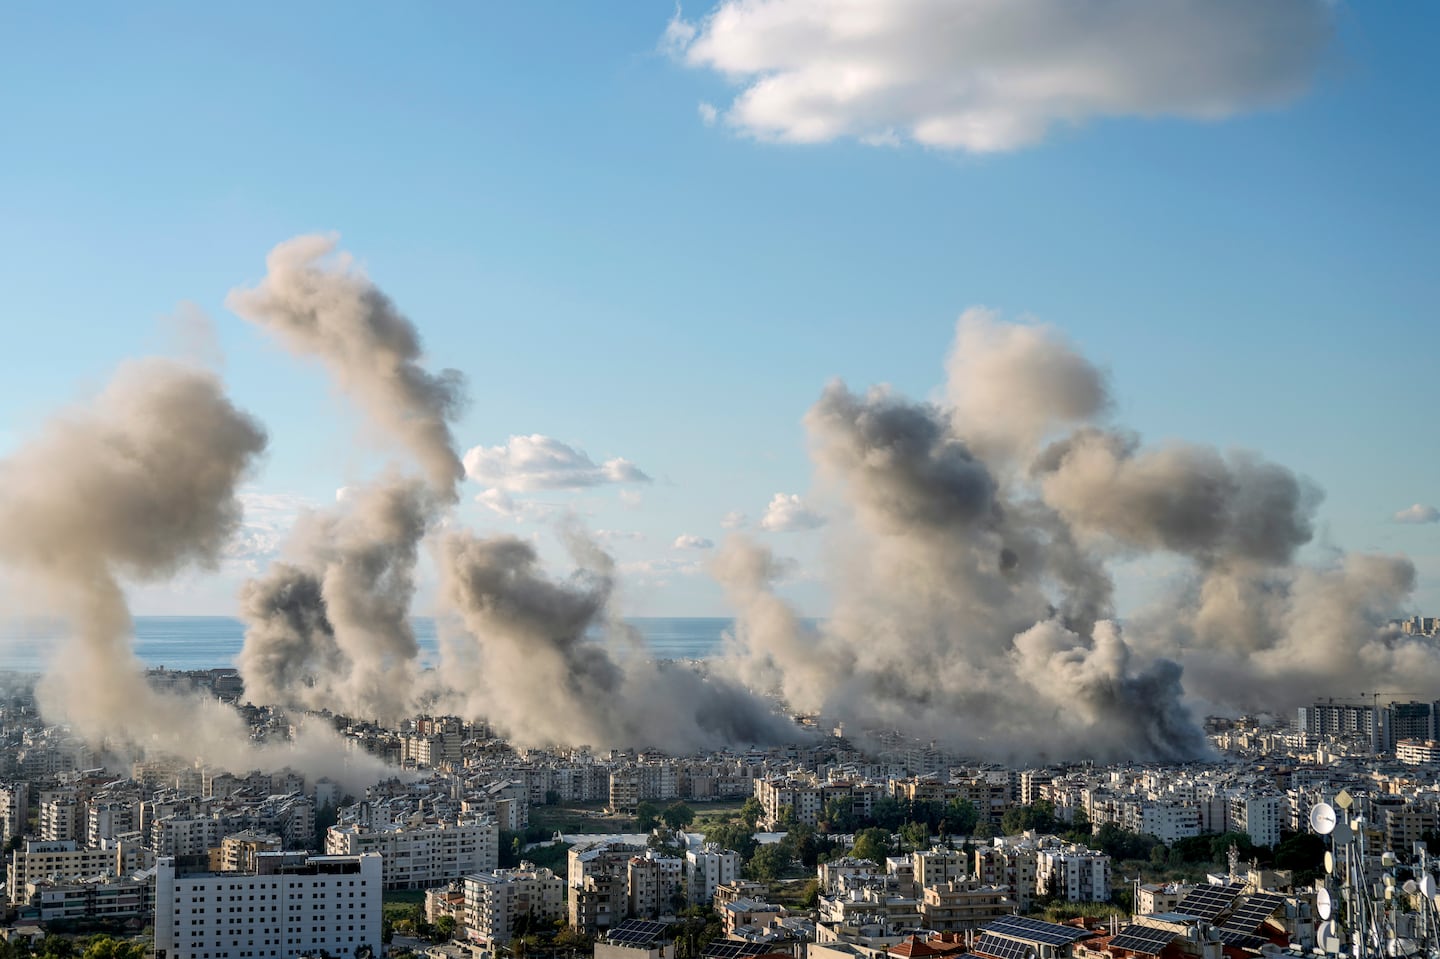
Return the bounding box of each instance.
[985,915,1092,946]
[1220,894,1285,932]
[973,933,1034,959]
[702,941,768,959]
[607,919,673,945]
[1213,929,1267,949]
[1108,924,1179,955]
[1174,882,1246,921]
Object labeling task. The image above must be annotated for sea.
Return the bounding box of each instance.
[0,616,732,674]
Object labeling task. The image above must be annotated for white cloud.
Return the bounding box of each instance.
[596,528,647,543]
[720,509,749,529]
[698,101,719,126]
[674,534,715,550]
[1394,504,1440,525]
[621,557,704,577]
[619,489,645,509]
[475,487,560,523]
[224,489,314,567]
[760,492,826,532]
[667,0,1331,153]
[463,434,652,491]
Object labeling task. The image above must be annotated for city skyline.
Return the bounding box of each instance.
[0,1,1434,629]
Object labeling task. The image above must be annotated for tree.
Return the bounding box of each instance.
[663,802,697,831]
[746,843,791,881]
[740,797,764,829]
[434,916,456,941]
[80,940,144,959]
[851,827,892,864]
[820,796,857,834]
[944,799,979,836]
[636,801,661,832]
[705,821,758,861]
[973,820,998,841]
[900,821,931,850]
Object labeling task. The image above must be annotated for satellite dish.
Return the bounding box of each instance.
[1404,879,1419,895]
[1324,852,1335,875]
[1420,875,1436,899]
[1333,820,1354,843]
[1311,804,1338,836]
[1317,887,1333,920]
[1335,790,1354,810]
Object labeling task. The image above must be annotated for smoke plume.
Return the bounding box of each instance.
[437,526,797,752]
[0,359,391,788]
[717,309,1424,761]
[227,233,466,495]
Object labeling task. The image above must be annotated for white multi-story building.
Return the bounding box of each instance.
[1229,793,1285,849]
[685,845,741,905]
[326,817,497,890]
[463,864,566,946]
[8,841,119,904]
[155,853,382,959]
[1035,844,1110,903]
[1133,800,1202,845]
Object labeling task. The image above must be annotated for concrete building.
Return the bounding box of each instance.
[154,852,382,959]
[1035,845,1110,903]
[7,840,134,905]
[686,844,741,905]
[1229,794,1285,849]
[462,864,565,946]
[918,880,1015,932]
[326,817,497,890]
[911,848,968,891]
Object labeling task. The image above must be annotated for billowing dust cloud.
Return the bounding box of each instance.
[0,359,392,788]
[714,308,1428,762]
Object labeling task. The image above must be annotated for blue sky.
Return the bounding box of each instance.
[0,1,1436,618]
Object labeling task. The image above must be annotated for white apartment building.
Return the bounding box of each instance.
[154,853,382,959]
[463,864,566,946]
[1036,845,1111,903]
[1133,801,1202,845]
[40,798,81,843]
[7,840,133,905]
[685,845,741,905]
[1229,793,1285,849]
[326,817,497,890]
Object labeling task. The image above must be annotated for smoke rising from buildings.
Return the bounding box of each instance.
[717,309,1425,761]
[436,526,798,751]
[0,359,392,789]
[229,234,796,750]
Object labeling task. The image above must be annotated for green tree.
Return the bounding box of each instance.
[870,797,905,831]
[434,916,456,941]
[746,843,791,881]
[705,821,758,861]
[851,827,892,864]
[80,939,144,959]
[662,802,697,831]
[900,821,931,850]
[820,796,857,834]
[944,799,979,836]
[739,797,763,829]
[973,820,998,841]
[636,801,661,832]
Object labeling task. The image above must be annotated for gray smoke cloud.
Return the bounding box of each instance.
[236,479,438,721]
[227,233,466,495]
[717,310,1425,761]
[0,359,391,789]
[231,235,462,721]
[437,526,798,752]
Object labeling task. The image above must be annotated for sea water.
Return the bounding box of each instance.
[0,616,731,673]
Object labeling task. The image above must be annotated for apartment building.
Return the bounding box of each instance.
[154,853,382,959]
[326,817,497,890]
[463,864,565,946]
